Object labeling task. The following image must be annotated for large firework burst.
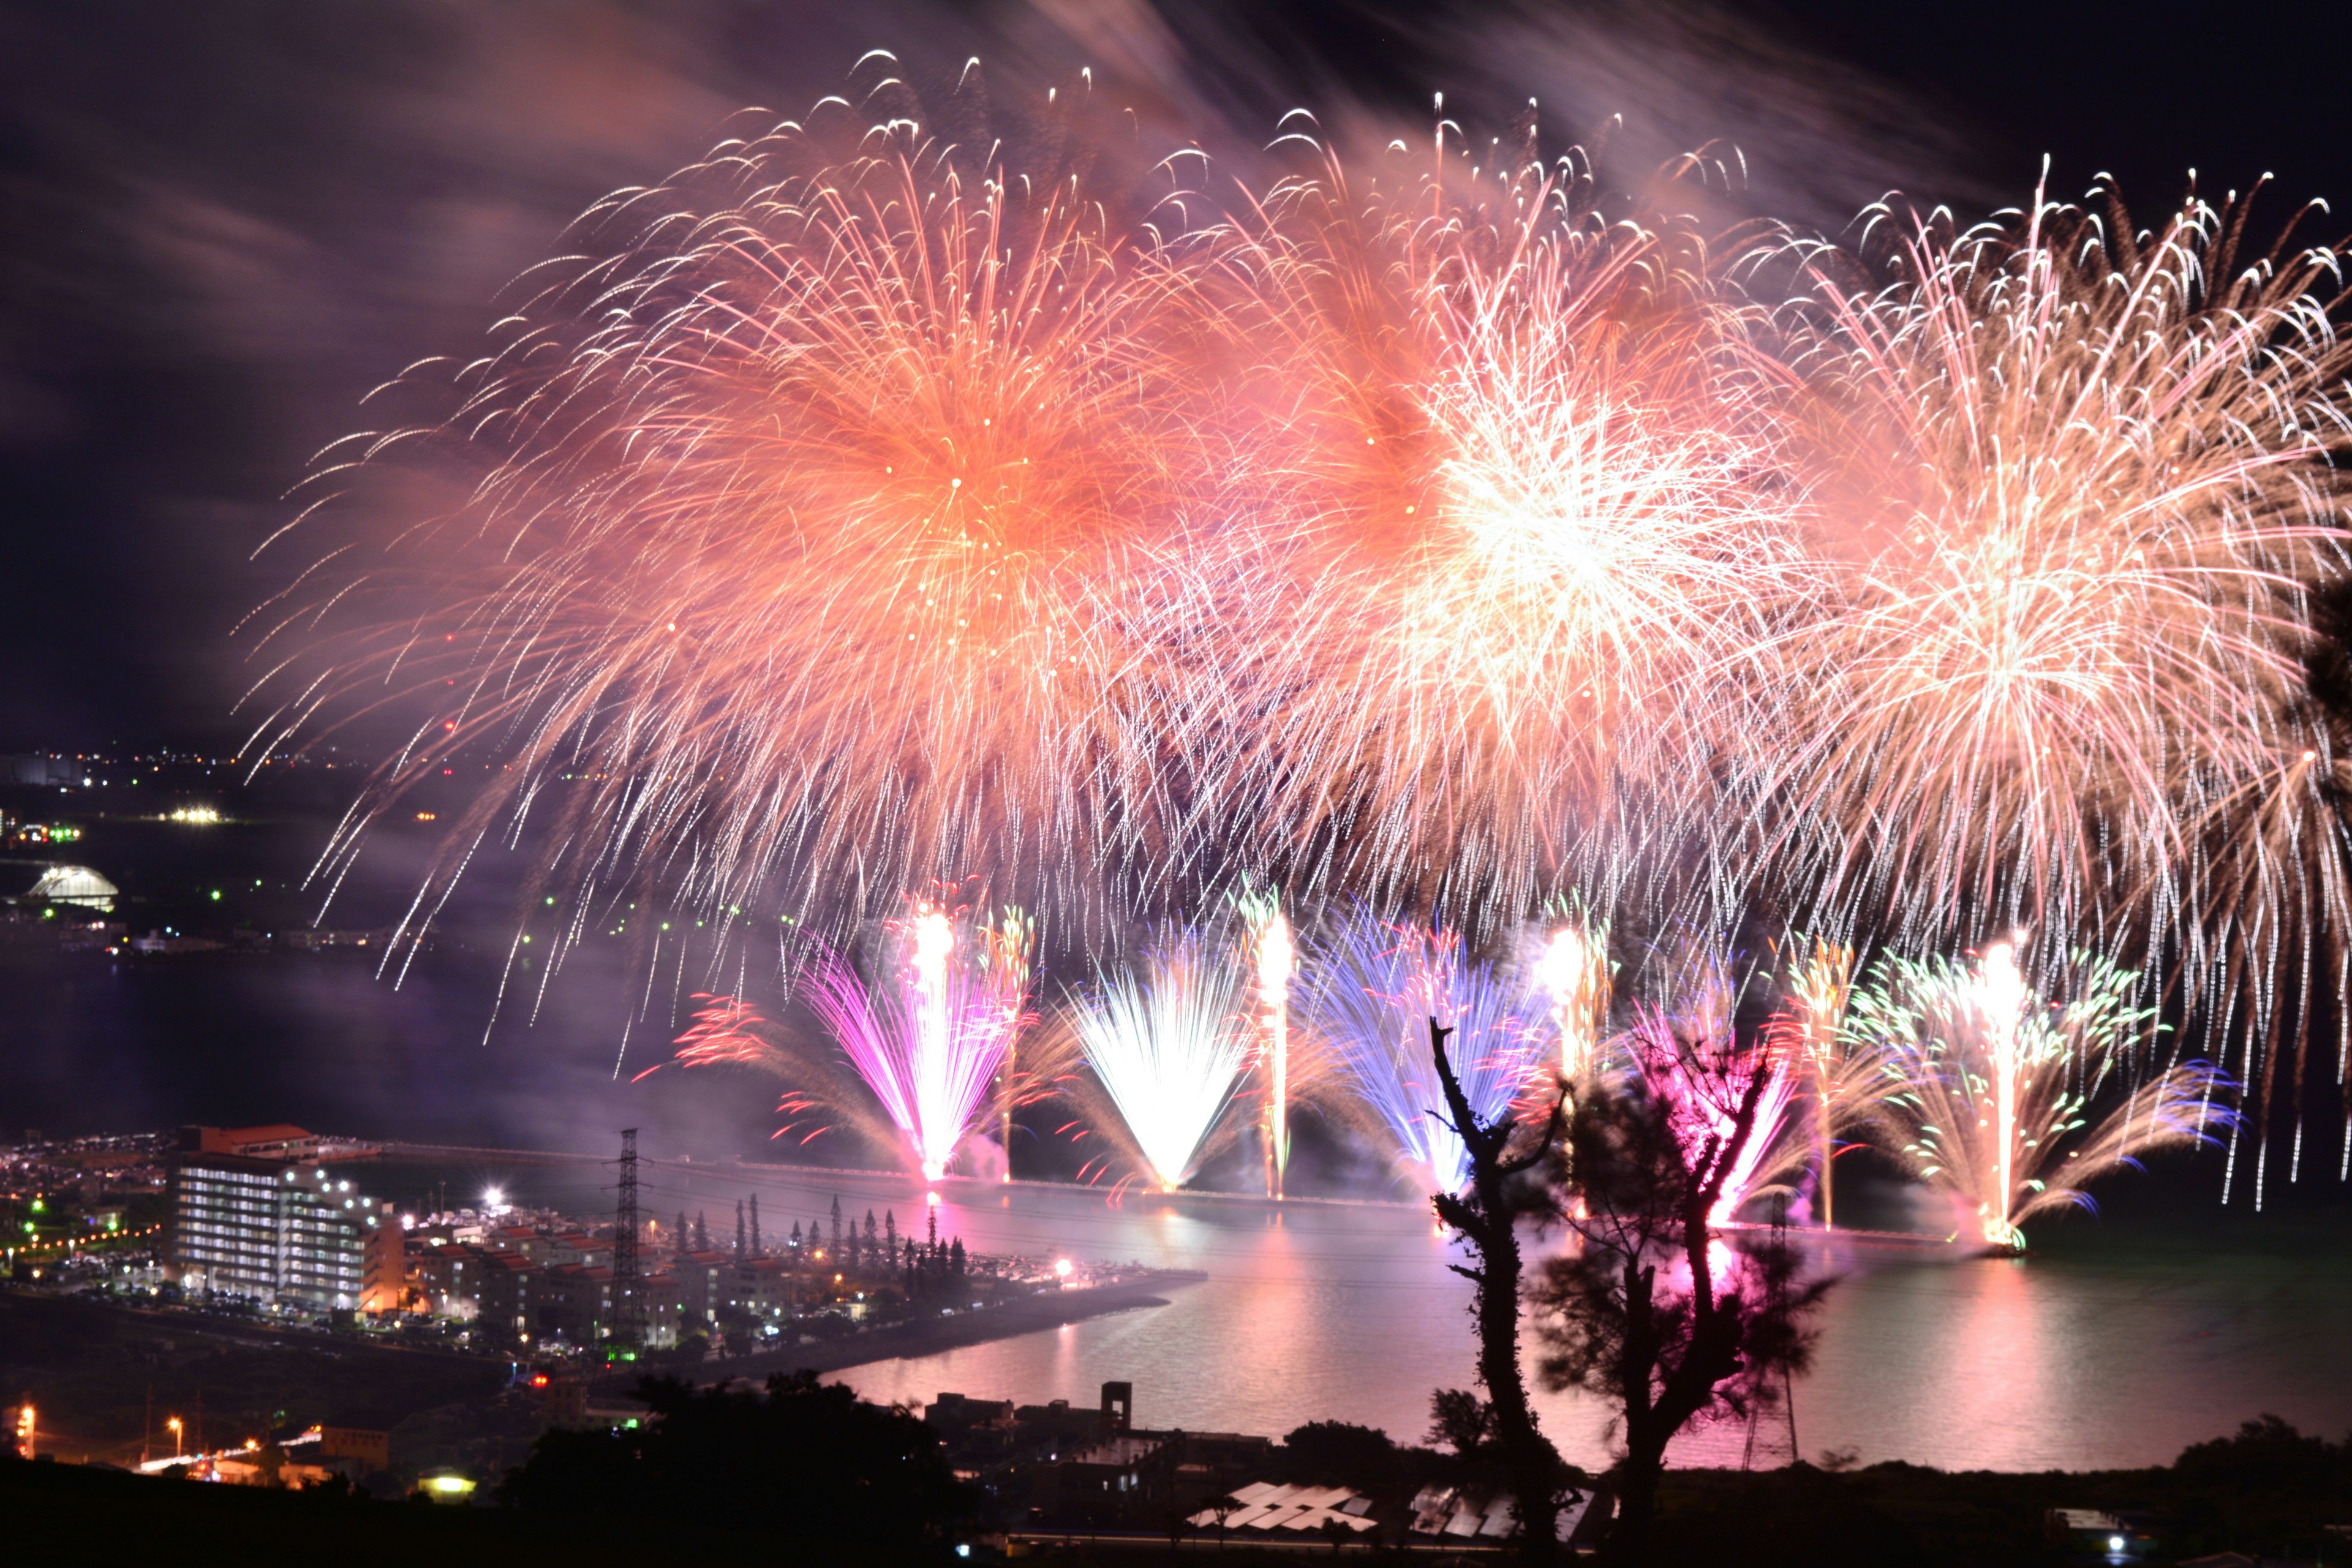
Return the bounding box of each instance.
[1755,187,2352,1197]
[1196,124,1807,928]
[254,67,1208,987]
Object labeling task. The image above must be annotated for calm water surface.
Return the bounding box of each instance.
[13,940,2346,1474]
[575,1165,2352,1472]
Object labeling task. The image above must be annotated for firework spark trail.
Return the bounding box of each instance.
[1755,184,2352,1197]
[249,66,2352,1183]
[1980,938,2030,1229]
[1066,932,1253,1192]
[1850,944,2234,1249]
[1618,1000,1802,1228]
[1190,127,1812,933]
[799,907,1033,1181]
[1301,913,1544,1195]
[1235,886,1296,1195]
[1779,934,1874,1227]
[1536,904,1612,1081]
[647,992,879,1152]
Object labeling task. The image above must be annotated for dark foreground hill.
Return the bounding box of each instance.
[0,1456,936,1568]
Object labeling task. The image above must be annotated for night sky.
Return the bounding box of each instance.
[6,0,2352,1173]
[6,0,2352,751]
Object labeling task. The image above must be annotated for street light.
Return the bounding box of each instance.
[167,1416,183,1458]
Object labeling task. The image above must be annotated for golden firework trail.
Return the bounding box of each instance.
[250,66,2352,1194]
[1754,182,2352,1200]
[1535,900,1613,1083]
[1778,934,1871,1227]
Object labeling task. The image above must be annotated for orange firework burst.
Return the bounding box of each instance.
[1197,117,1808,925]
[255,64,1207,970]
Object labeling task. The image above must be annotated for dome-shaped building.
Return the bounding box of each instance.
[27,864,118,910]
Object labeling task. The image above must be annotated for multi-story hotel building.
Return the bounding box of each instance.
[166,1146,386,1313]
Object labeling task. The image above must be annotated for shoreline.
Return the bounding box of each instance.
[366,1145,1969,1241]
[645,1274,1198,1391]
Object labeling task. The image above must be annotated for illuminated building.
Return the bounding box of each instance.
[23,864,116,911]
[415,1229,676,1346]
[165,1150,383,1313]
[410,1242,490,1321]
[476,1250,534,1338]
[672,1247,729,1330]
[359,1201,404,1313]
